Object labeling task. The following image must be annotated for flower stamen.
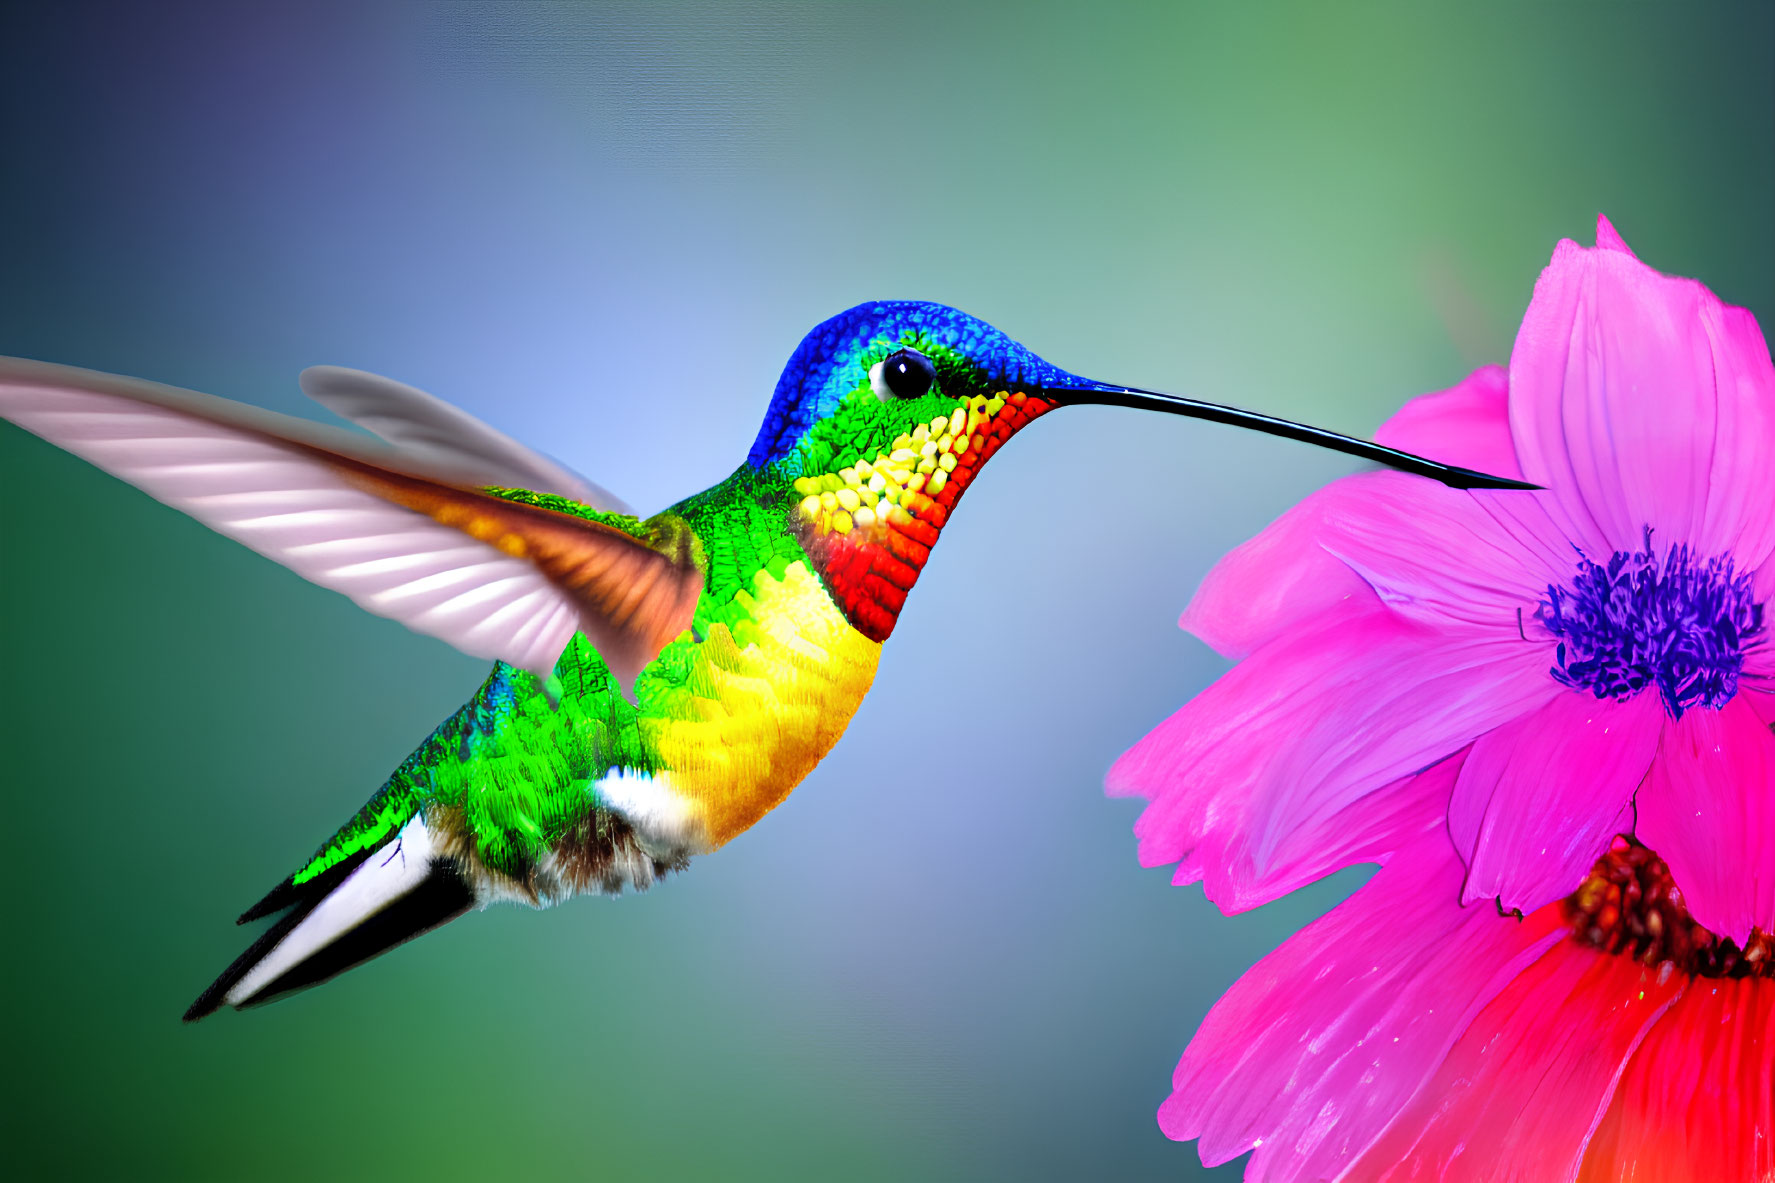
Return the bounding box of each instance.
[1541,532,1762,719]
[1563,835,1771,979]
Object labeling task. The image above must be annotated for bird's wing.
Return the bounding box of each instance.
[0,356,701,693]
[297,365,632,514]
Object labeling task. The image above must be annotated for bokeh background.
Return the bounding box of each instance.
[2,2,1770,1178]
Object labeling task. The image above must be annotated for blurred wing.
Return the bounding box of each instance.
[0,356,700,692]
[298,365,631,514]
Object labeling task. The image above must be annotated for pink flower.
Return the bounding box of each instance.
[1166,773,1772,1181]
[1110,216,1775,946]
[1112,218,1775,1175]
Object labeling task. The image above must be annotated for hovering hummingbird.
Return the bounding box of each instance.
[0,302,1529,1020]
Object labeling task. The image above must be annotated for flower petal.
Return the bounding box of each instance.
[1316,472,1556,632]
[1209,754,1454,914]
[1593,212,1636,257]
[1510,237,1706,554]
[1737,684,1775,728]
[1508,227,1775,567]
[1692,300,1775,568]
[1635,695,1775,943]
[1110,603,1558,911]
[1450,690,1662,915]
[1372,363,1524,482]
[1579,977,1774,1183]
[1347,944,1685,1182]
[1164,831,1568,1180]
[1178,491,1378,661]
[1472,483,1605,590]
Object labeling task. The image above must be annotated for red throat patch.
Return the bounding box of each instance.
[793,391,1054,640]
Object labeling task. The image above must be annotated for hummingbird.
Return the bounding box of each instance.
[0,301,1528,1020]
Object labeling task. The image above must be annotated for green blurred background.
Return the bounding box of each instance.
[1,2,1770,1178]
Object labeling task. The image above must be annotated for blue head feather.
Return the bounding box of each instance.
[746,301,1086,468]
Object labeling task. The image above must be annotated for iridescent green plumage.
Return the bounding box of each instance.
[294,637,648,886]
[291,465,816,890]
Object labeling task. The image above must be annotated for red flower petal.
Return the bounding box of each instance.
[1579,977,1774,1182]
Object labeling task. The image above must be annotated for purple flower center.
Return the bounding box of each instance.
[1541,535,1763,719]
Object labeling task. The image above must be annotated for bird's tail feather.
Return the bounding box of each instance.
[184,816,473,1021]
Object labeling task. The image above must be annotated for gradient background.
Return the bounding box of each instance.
[1,2,1771,1179]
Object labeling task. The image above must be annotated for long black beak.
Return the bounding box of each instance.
[1049,384,1538,491]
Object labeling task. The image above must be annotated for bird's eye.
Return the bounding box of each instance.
[870,348,937,402]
